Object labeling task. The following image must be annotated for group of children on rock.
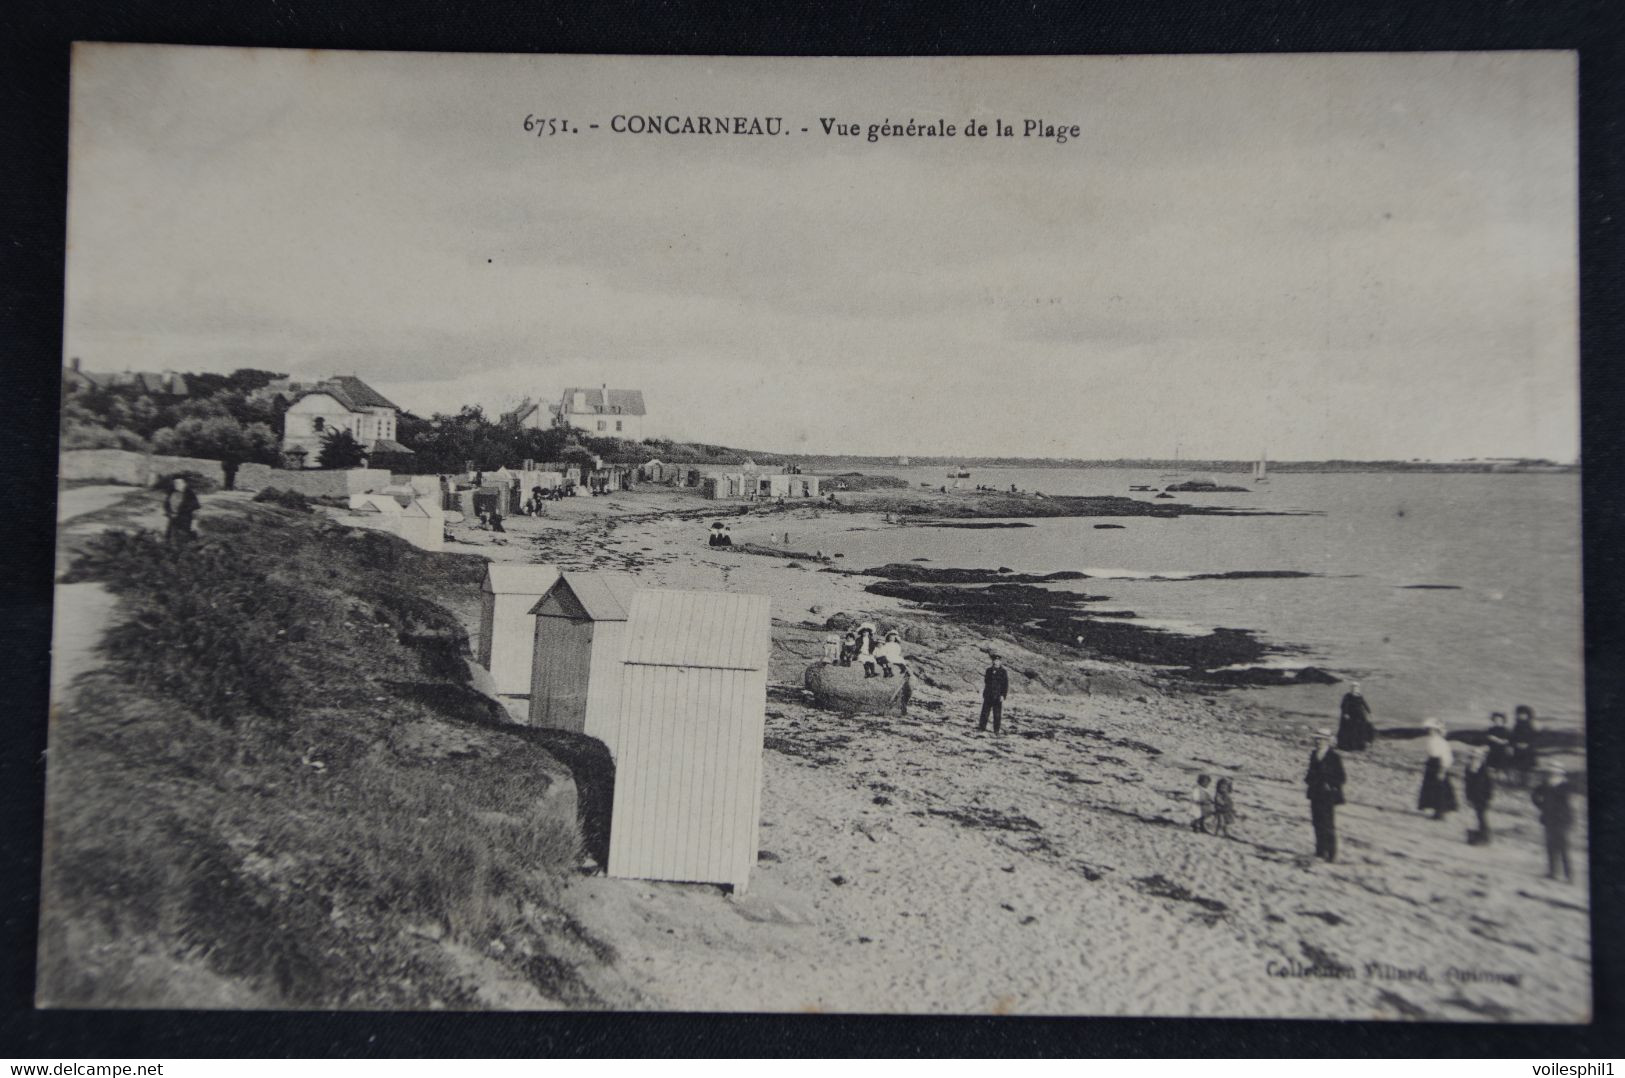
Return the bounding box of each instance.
[833,622,908,679]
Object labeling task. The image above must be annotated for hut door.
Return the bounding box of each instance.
[532,616,594,732]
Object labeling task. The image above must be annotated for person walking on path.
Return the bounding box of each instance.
[1305,729,1345,862]
[1484,711,1514,781]
[1463,747,1495,844]
[977,654,1009,734]
[162,477,200,545]
[1531,765,1576,883]
[1510,705,1539,787]
[1336,682,1375,751]
[1417,718,1459,819]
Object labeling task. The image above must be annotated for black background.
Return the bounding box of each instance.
[2,0,1622,1058]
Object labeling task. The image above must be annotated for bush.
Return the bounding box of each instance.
[251,487,312,512]
[64,529,298,725]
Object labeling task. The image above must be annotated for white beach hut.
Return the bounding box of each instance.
[607,589,772,892]
[526,573,633,737]
[398,498,444,552]
[478,563,562,695]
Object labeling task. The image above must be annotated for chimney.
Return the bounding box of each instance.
[602,383,609,413]
[69,357,81,372]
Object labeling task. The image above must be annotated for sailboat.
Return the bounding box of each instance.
[1252,451,1270,484]
[1160,444,1186,480]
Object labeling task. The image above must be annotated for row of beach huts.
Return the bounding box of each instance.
[328,478,783,892]
[479,564,772,893]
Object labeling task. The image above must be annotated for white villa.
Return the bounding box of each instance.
[504,385,648,440]
[280,375,412,468]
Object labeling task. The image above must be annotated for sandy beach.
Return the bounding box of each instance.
[395,488,1592,1020]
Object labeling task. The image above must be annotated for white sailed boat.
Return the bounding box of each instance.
[1160,444,1186,480]
[1253,451,1270,484]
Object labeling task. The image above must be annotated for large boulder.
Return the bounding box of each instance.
[803,661,909,716]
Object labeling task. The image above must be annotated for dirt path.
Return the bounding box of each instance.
[56,484,145,523]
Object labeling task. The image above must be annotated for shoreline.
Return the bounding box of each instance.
[417,488,1590,1018]
[47,482,1587,1018]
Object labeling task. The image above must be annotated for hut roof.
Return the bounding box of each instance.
[483,563,562,595]
[349,493,405,514]
[622,590,770,671]
[529,572,633,621]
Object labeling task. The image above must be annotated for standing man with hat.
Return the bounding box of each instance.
[1305,728,1346,862]
[1531,764,1576,883]
[977,654,1010,735]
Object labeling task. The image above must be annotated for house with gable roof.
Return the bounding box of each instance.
[280,374,414,469]
[503,385,649,440]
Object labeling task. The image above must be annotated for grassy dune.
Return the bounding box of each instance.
[40,497,619,1009]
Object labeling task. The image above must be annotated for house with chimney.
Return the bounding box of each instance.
[503,386,648,440]
[62,358,190,399]
[279,375,414,469]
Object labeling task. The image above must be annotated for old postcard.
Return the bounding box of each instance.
[43,45,1585,1020]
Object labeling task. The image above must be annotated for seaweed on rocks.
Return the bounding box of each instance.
[857,564,1091,584]
[860,572,1325,687]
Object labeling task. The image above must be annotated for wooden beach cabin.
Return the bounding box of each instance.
[478,563,562,696]
[397,499,443,552]
[526,573,633,739]
[607,589,772,892]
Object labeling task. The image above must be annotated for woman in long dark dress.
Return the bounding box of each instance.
[1336,682,1374,751]
[1510,705,1539,787]
[1417,718,1458,819]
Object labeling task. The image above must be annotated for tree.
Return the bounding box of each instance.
[317,428,368,469]
[151,416,281,487]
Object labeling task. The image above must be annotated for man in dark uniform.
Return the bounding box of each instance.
[977,655,1009,734]
[1531,765,1575,882]
[1305,728,1346,862]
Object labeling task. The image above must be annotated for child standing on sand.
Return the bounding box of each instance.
[1212,777,1236,837]
[1190,774,1215,833]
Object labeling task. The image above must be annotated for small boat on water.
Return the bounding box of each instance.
[1129,484,1155,492]
[1160,443,1186,480]
[947,468,971,479]
[1253,451,1270,484]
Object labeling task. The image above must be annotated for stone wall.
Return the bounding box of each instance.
[234,464,393,497]
[59,449,227,488]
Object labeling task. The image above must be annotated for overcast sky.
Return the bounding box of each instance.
[63,47,1578,460]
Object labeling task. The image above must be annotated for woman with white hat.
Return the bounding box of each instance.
[855,623,878,677]
[874,630,907,678]
[1417,718,1459,820]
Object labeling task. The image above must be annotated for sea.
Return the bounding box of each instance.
[813,466,1585,734]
